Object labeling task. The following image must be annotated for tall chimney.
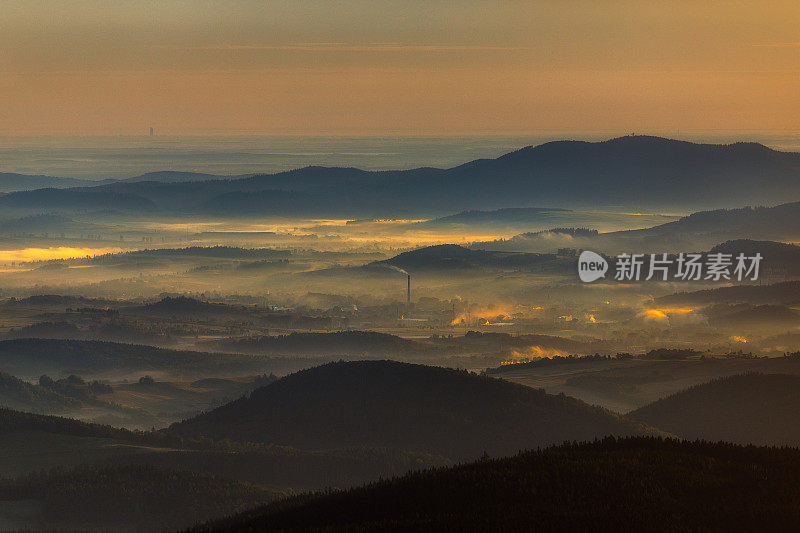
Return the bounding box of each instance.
[407,274,411,306]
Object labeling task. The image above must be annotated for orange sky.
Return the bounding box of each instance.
[1,1,798,135]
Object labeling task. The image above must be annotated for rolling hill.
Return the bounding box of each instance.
[3,136,800,216]
[0,172,99,193]
[479,205,800,254]
[0,464,277,531]
[169,360,660,460]
[0,338,279,379]
[419,207,571,226]
[629,373,800,445]
[370,243,562,273]
[0,372,80,412]
[0,407,447,492]
[196,436,800,532]
[609,205,800,247]
[658,280,800,306]
[0,187,156,211]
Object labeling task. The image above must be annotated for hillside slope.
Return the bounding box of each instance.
[169,360,659,460]
[629,373,800,445]
[0,338,274,379]
[4,136,800,215]
[0,464,276,531]
[196,437,800,532]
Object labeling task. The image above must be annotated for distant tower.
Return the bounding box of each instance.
[407,274,411,307]
[150,127,154,136]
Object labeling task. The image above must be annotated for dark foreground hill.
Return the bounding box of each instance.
[629,373,800,446]
[196,437,800,532]
[0,464,276,532]
[0,407,448,492]
[169,360,658,460]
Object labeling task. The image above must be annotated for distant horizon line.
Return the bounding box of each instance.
[0,130,798,140]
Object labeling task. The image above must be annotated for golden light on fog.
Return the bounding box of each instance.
[0,247,124,263]
[643,308,694,320]
[502,345,570,365]
[450,304,512,326]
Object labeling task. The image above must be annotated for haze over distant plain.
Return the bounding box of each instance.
[1,1,798,137]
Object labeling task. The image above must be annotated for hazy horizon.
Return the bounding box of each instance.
[3,1,798,136]
[2,131,799,180]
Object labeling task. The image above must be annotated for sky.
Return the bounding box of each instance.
[0,0,798,136]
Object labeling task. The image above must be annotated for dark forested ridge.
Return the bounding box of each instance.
[0,172,101,193]
[196,437,800,532]
[207,330,429,356]
[0,406,180,446]
[420,207,571,226]
[0,464,277,531]
[0,406,449,492]
[372,244,560,272]
[658,280,800,305]
[0,371,91,412]
[629,373,800,446]
[4,136,800,216]
[608,204,800,244]
[169,360,659,460]
[0,338,275,378]
[108,446,450,492]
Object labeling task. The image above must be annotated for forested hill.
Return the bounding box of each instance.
[0,407,180,447]
[658,280,800,306]
[0,464,276,531]
[0,338,275,378]
[169,360,659,460]
[629,373,800,446]
[3,136,800,216]
[612,204,800,243]
[196,437,800,532]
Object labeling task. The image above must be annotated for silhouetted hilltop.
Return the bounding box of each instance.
[0,188,156,211]
[659,280,800,306]
[0,372,81,412]
[2,294,117,308]
[142,296,230,314]
[0,213,100,234]
[196,436,800,532]
[121,170,229,183]
[373,244,558,272]
[630,373,800,445]
[0,172,100,193]
[0,406,448,495]
[0,406,172,444]
[0,338,274,378]
[487,205,800,254]
[421,207,570,226]
[207,331,427,357]
[5,137,800,215]
[614,203,800,244]
[705,303,800,327]
[90,246,291,262]
[169,360,658,460]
